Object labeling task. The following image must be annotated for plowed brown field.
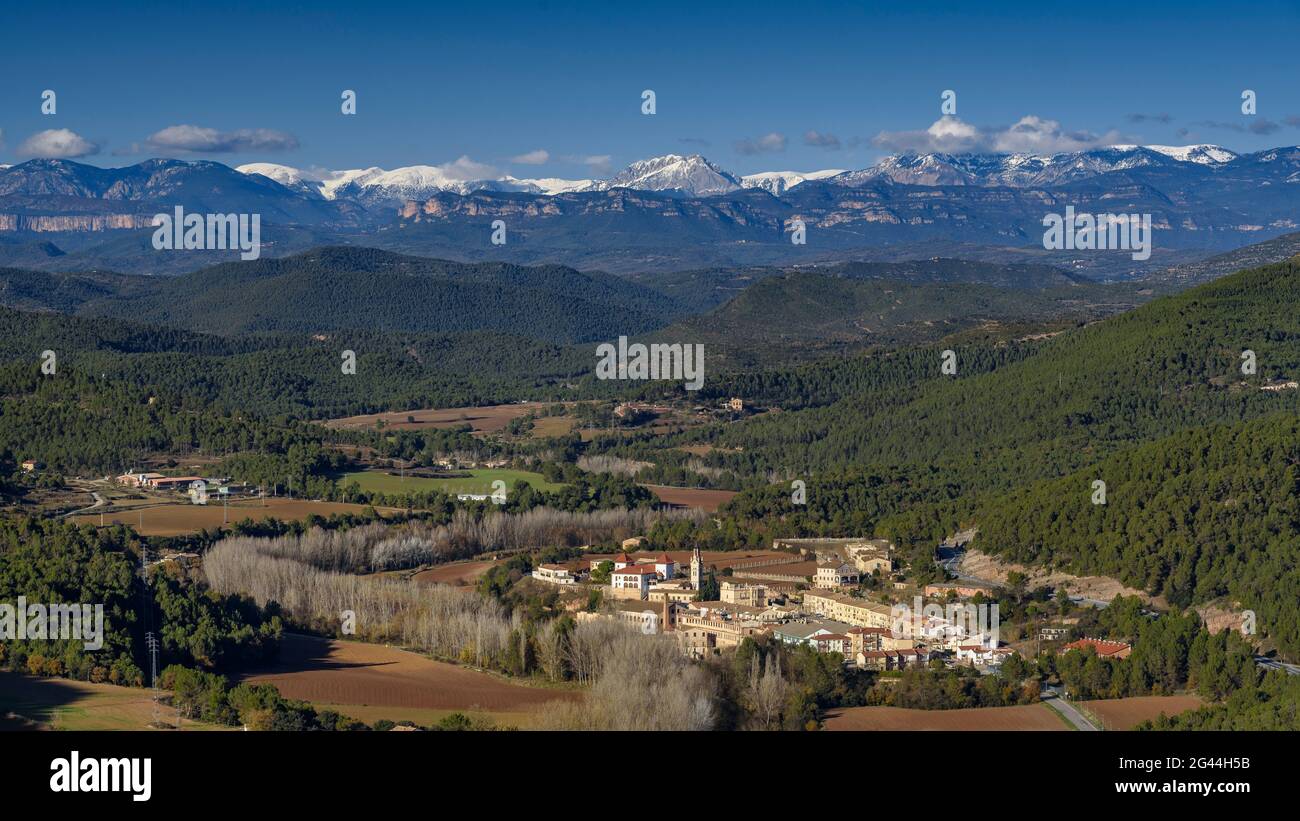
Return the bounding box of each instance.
[242,634,577,724]
[1080,695,1203,730]
[824,703,1068,731]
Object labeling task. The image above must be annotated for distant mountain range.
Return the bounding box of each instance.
[233,144,1247,200]
[1,145,1298,276]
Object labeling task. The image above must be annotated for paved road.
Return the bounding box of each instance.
[1043,686,1101,731]
[1255,656,1300,676]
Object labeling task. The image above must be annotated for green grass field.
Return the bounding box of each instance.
[338,468,565,496]
[0,673,230,731]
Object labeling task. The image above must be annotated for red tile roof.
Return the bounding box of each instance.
[1059,637,1131,657]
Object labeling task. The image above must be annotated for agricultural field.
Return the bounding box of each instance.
[241,634,577,727]
[1078,695,1204,730]
[324,402,564,434]
[641,484,738,512]
[339,468,565,496]
[0,673,227,731]
[410,559,501,587]
[528,415,577,438]
[71,498,397,536]
[823,703,1070,731]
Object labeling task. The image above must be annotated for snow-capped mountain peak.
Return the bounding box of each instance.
[1110,144,1237,164]
[741,169,846,195]
[235,142,1251,207]
[595,154,742,197]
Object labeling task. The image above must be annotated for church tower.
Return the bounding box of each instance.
[690,546,703,590]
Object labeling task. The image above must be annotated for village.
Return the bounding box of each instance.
[529,536,1118,672]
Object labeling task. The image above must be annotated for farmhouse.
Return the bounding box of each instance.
[117,472,163,488]
[145,475,205,491]
[532,564,578,585]
[1058,637,1132,659]
[20,459,39,473]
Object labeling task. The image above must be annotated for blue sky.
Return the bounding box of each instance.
[2,0,1298,178]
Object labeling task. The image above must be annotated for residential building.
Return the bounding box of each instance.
[532,564,577,585]
[801,591,893,629]
[610,565,658,600]
[1057,637,1132,660]
[146,476,205,491]
[772,619,855,647]
[653,553,678,579]
[846,539,895,575]
[856,648,930,671]
[956,639,1015,666]
[117,472,163,488]
[809,633,850,656]
[814,562,860,589]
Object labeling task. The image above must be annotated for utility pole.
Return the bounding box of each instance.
[145,632,160,728]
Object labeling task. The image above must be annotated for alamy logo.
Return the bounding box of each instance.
[1,597,103,650]
[595,335,704,391]
[50,751,151,802]
[1042,206,1151,261]
[152,206,261,260]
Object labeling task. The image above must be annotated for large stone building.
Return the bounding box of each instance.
[720,581,768,607]
[814,562,860,589]
[801,591,893,629]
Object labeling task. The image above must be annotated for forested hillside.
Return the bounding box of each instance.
[653,271,1144,368]
[704,258,1300,487]
[975,413,1300,654]
[0,247,689,343]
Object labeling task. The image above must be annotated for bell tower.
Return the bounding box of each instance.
[690,545,703,590]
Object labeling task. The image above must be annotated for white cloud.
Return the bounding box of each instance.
[436,155,500,181]
[803,130,842,149]
[734,132,787,155]
[18,128,99,158]
[565,154,612,175]
[872,115,1129,155]
[144,124,300,154]
[510,148,550,165]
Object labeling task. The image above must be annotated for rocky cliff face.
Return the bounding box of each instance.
[0,213,155,232]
